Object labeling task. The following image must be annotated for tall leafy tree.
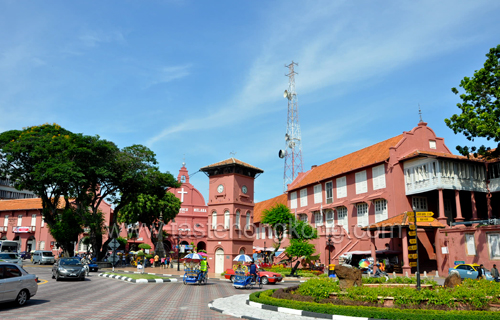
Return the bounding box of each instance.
[445,44,500,158]
[261,203,294,257]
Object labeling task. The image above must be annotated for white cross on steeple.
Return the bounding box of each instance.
[178,188,188,202]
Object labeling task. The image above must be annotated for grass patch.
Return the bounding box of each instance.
[103,272,166,280]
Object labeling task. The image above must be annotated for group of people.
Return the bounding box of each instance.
[477,263,500,282]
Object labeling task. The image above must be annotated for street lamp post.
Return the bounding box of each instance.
[264,241,266,263]
[176,235,181,271]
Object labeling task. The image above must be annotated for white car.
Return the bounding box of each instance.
[0,252,23,266]
[0,263,38,306]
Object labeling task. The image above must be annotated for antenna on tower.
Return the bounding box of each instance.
[418,104,423,123]
[279,61,304,192]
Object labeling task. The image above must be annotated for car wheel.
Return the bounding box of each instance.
[55,272,60,281]
[15,290,29,306]
[261,276,269,285]
[81,276,85,281]
[230,275,235,283]
[52,271,55,279]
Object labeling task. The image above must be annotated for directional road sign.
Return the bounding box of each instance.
[409,239,417,244]
[109,253,119,264]
[409,225,416,230]
[415,211,434,217]
[108,238,120,250]
[409,262,418,267]
[408,231,417,236]
[408,217,435,222]
[408,245,417,251]
[408,254,418,259]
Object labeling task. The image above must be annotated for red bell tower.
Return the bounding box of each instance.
[200,158,263,274]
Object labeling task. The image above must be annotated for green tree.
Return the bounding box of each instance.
[261,203,295,257]
[445,44,500,158]
[284,219,318,266]
[118,192,181,249]
[284,239,316,265]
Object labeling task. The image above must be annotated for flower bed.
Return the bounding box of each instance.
[248,277,500,319]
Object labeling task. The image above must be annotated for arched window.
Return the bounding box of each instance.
[212,211,217,229]
[235,210,240,229]
[245,212,251,230]
[224,211,230,229]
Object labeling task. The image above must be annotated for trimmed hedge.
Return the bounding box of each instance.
[249,290,500,320]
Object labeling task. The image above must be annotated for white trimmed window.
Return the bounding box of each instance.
[212,211,217,229]
[372,164,386,190]
[412,196,428,211]
[256,226,260,239]
[325,181,333,204]
[3,215,8,227]
[235,211,240,229]
[299,214,308,223]
[465,234,476,256]
[17,215,23,226]
[326,210,334,227]
[337,207,348,233]
[41,217,45,227]
[224,211,230,229]
[487,233,500,259]
[31,214,37,227]
[262,226,266,239]
[314,184,322,204]
[300,188,308,207]
[429,140,436,149]
[356,203,369,227]
[268,227,273,238]
[314,212,323,227]
[290,192,298,209]
[355,171,367,194]
[39,241,45,250]
[246,213,251,230]
[337,176,347,198]
[374,199,388,223]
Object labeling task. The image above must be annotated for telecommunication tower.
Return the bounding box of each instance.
[279,61,304,192]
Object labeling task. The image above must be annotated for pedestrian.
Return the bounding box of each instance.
[477,264,486,280]
[167,256,171,268]
[491,264,499,282]
[160,257,165,269]
[154,254,159,267]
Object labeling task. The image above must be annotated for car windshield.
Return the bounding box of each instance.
[0,253,18,259]
[42,252,53,257]
[60,259,81,266]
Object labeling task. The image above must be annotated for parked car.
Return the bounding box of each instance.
[448,264,494,281]
[19,251,31,260]
[0,253,23,266]
[52,258,86,281]
[32,250,55,265]
[0,262,38,306]
[224,268,282,284]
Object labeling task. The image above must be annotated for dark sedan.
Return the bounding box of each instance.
[52,258,86,281]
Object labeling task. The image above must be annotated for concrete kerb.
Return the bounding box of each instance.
[98,272,178,284]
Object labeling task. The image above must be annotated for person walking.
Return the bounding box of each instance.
[154,254,159,267]
[477,264,486,280]
[167,256,171,268]
[200,257,208,281]
[491,264,499,282]
[160,257,165,269]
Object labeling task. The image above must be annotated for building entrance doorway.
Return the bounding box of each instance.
[215,248,224,274]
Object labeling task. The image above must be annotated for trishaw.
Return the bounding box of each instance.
[232,254,263,289]
[182,253,208,285]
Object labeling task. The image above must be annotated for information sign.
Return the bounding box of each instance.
[415,212,434,217]
[108,238,120,250]
[408,254,418,259]
[409,225,416,230]
[408,245,417,251]
[409,239,417,244]
[408,231,416,236]
[409,262,417,267]
[408,217,435,222]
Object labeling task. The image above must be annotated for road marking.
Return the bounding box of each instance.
[37,279,48,285]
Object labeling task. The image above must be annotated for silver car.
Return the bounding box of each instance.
[0,263,38,306]
[0,253,23,266]
[52,258,86,281]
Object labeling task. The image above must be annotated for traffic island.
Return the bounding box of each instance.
[99,272,178,284]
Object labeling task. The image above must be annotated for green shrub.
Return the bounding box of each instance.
[297,278,340,300]
[250,289,500,320]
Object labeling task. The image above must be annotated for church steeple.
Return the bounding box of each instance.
[177,162,189,184]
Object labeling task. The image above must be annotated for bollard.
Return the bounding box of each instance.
[424,271,427,278]
[393,271,396,278]
[405,271,408,277]
[436,271,439,277]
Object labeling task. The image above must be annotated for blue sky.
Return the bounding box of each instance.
[1,0,499,203]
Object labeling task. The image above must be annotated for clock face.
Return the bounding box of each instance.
[242,186,248,194]
[217,184,224,193]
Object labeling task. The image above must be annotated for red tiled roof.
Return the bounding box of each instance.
[200,157,263,172]
[290,135,404,190]
[362,212,446,230]
[0,198,43,211]
[253,193,287,223]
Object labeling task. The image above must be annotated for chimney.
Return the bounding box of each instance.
[311,165,317,169]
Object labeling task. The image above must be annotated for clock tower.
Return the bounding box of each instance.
[200,158,263,274]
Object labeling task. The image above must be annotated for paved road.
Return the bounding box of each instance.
[0,262,283,320]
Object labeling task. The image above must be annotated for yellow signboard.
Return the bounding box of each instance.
[409,225,416,230]
[416,211,434,217]
[408,254,418,259]
[408,231,416,236]
[408,217,435,222]
[408,245,417,251]
[407,217,415,222]
[409,262,418,267]
[409,239,417,244]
